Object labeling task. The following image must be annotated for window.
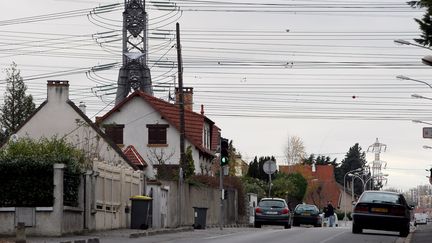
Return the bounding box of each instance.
[147,124,169,145]
[104,124,124,144]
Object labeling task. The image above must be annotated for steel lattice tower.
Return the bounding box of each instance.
[115,0,153,105]
[367,138,387,189]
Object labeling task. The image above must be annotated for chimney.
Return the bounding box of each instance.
[79,101,86,114]
[175,87,193,111]
[47,80,69,103]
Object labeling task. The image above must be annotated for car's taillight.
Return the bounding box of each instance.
[354,205,369,213]
[281,208,289,214]
[390,207,405,216]
[255,207,262,214]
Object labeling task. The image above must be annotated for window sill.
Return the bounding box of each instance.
[147,144,168,147]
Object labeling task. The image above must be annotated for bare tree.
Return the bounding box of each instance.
[283,135,306,165]
[146,147,175,165]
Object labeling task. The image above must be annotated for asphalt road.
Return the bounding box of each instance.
[99,225,408,243]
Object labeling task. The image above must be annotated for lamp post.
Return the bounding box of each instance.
[348,173,365,197]
[364,173,389,190]
[394,39,432,67]
[396,75,432,89]
[413,120,432,126]
[343,168,363,225]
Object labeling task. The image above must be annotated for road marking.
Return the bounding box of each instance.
[319,230,346,243]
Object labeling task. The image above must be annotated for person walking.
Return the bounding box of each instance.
[326,201,335,227]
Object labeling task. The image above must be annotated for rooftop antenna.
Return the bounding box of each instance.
[115,0,153,105]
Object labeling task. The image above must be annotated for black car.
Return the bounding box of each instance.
[352,190,413,237]
[292,203,322,227]
[254,198,291,229]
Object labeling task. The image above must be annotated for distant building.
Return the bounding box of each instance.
[279,164,352,213]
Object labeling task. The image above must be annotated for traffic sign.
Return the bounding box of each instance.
[263,160,277,175]
[423,127,432,138]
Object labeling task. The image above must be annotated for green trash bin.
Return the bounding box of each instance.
[193,207,208,229]
[130,195,152,229]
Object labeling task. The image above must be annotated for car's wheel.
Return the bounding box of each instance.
[352,223,362,234]
[284,223,291,229]
[254,222,261,228]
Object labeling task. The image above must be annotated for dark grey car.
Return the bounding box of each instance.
[254,198,291,229]
[352,191,413,237]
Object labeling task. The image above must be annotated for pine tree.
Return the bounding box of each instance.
[408,1,432,46]
[335,143,367,196]
[0,63,35,143]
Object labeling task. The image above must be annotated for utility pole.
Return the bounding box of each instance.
[176,22,186,173]
[176,23,186,227]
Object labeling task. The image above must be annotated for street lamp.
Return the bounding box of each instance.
[412,94,432,101]
[394,39,432,67]
[363,173,389,191]
[394,39,432,51]
[412,120,432,126]
[343,168,363,225]
[396,75,432,89]
[348,173,365,198]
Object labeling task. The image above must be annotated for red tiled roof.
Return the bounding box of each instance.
[280,164,341,209]
[123,145,148,168]
[98,91,217,157]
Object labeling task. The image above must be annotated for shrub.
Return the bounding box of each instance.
[0,137,86,207]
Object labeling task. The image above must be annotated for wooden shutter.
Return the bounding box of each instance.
[104,124,125,144]
[147,124,169,144]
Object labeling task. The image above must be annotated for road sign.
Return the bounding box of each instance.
[263,160,277,175]
[423,127,432,138]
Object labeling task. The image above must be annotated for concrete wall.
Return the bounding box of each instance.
[161,180,237,228]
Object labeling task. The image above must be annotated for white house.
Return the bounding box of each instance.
[0,80,144,235]
[96,88,220,179]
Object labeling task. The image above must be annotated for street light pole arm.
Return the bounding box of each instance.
[396,75,432,89]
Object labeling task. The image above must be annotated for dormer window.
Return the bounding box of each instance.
[147,124,169,145]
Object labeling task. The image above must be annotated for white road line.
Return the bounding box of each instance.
[319,230,347,243]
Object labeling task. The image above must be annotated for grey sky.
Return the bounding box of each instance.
[0,0,431,191]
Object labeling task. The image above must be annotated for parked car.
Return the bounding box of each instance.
[414,213,428,226]
[254,198,291,229]
[292,203,322,227]
[352,190,413,237]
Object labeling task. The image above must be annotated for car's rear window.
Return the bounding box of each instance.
[258,200,286,208]
[359,192,402,204]
[295,205,318,212]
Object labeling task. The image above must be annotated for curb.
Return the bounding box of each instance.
[129,227,193,238]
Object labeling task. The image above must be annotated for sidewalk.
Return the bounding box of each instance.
[410,223,432,243]
[1,224,250,243]
[1,227,194,243]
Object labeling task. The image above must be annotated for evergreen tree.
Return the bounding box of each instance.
[184,145,195,178]
[408,1,432,46]
[335,143,367,196]
[0,63,35,143]
[247,156,259,178]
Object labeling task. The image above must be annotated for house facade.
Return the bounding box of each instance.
[97,89,220,179]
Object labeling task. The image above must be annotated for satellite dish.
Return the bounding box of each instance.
[10,134,19,142]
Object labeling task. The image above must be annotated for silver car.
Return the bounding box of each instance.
[254,198,291,229]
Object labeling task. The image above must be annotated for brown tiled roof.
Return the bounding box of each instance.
[123,145,148,168]
[280,164,341,210]
[98,91,218,157]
